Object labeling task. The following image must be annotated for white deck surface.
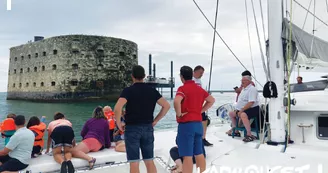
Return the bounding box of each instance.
[22,122,328,173]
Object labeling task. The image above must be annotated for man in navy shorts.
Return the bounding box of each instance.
[114,65,170,173]
[174,66,215,173]
[193,65,213,146]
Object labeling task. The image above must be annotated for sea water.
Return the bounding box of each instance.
[0,92,237,147]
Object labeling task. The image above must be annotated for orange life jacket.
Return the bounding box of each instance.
[29,122,46,147]
[0,118,16,132]
[104,111,115,130]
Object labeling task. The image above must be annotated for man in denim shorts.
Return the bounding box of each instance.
[175,66,215,173]
[114,65,170,173]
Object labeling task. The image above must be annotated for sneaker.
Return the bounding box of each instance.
[66,160,75,173]
[60,161,67,173]
[203,139,213,147]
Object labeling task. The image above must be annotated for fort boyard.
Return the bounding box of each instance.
[7,35,138,102]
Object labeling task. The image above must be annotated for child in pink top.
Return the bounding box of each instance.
[45,112,75,173]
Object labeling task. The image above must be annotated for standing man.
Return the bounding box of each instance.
[193,65,213,146]
[174,66,215,173]
[114,65,170,173]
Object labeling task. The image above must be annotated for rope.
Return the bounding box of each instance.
[207,0,220,93]
[293,0,328,28]
[286,0,293,149]
[192,0,264,88]
[250,0,269,81]
[244,0,256,79]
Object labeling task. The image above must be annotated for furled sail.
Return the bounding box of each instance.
[282,18,328,69]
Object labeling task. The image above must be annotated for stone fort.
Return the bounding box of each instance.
[7,35,138,102]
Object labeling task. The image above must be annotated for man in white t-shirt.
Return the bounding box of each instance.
[227,75,260,142]
[193,65,213,147]
[0,115,34,172]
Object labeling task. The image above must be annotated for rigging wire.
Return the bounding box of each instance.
[207,0,220,93]
[301,0,313,30]
[309,0,316,62]
[293,0,328,28]
[298,0,313,76]
[258,0,267,53]
[244,0,256,80]
[250,0,269,81]
[192,0,264,87]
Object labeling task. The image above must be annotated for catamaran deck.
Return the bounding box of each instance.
[23,122,327,172]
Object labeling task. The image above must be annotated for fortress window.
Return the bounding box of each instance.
[26,83,29,87]
[42,66,45,71]
[133,54,137,59]
[51,81,56,86]
[20,68,23,73]
[72,64,78,70]
[21,56,24,60]
[34,67,37,72]
[43,52,46,56]
[14,69,16,74]
[119,51,125,56]
[27,68,30,72]
[14,57,17,61]
[13,83,15,88]
[35,53,38,58]
[19,83,22,88]
[53,50,58,55]
[41,82,44,87]
[52,64,57,70]
[33,82,36,87]
[97,64,104,70]
[8,70,10,74]
[71,80,78,86]
[28,54,31,59]
[72,49,79,53]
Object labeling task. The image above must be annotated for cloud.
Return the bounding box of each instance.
[0,0,328,93]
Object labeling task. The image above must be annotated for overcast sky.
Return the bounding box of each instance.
[1,0,328,92]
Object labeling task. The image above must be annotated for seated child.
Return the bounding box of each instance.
[113,122,125,152]
[27,116,46,158]
[0,113,16,145]
[103,106,115,142]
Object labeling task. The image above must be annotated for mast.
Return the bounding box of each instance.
[268,0,286,143]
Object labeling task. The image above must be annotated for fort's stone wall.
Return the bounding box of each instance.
[7,35,138,102]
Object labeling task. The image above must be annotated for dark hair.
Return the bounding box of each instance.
[194,65,204,72]
[180,66,193,80]
[297,76,303,80]
[54,112,65,120]
[241,70,252,76]
[93,106,106,119]
[14,115,25,126]
[27,116,40,128]
[233,86,239,90]
[132,65,145,80]
[7,113,16,119]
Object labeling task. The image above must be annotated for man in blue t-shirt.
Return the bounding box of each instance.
[114,65,170,173]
